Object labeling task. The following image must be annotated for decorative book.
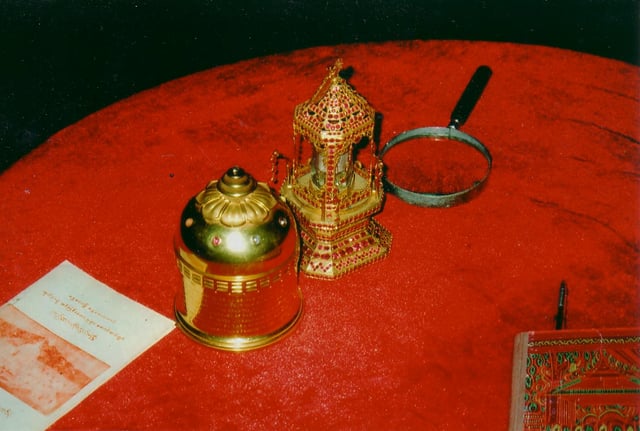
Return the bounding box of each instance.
[0,261,175,430]
[509,327,640,431]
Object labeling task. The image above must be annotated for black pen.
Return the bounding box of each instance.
[555,281,567,330]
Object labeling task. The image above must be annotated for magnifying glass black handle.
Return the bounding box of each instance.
[448,65,492,129]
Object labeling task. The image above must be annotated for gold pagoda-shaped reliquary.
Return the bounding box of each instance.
[279,59,391,279]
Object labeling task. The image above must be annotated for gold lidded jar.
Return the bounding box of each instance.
[174,166,302,351]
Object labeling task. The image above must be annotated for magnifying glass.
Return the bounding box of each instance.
[380,65,493,207]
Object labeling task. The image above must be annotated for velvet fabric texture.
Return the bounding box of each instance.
[1,41,638,430]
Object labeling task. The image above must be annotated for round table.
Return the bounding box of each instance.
[1,40,638,430]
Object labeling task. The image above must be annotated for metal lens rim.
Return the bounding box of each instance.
[379,126,492,207]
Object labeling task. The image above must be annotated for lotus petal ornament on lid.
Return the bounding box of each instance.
[174,166,302,351]
[275,59,391,279]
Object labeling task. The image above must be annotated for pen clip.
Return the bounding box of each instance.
[554,280,568,330]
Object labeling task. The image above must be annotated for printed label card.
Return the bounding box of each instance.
[0,260,175,430]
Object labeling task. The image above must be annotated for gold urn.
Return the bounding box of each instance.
[174,166,302,351]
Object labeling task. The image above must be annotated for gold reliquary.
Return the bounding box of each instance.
[274,59,391,279]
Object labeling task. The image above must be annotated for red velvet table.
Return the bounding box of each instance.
[1,40,638,430]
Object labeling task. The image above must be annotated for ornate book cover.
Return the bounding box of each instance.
[509,327,640,431]
[0,261,175,430]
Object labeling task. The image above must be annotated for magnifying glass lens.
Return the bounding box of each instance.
[383,136,489,195]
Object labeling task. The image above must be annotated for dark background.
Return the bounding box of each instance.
[1,0,638,172]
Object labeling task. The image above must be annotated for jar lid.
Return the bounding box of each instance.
[179,166,293,264]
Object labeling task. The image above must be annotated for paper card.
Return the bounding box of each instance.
[0,260,175,430]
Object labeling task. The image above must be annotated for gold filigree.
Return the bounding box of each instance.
[279,59,391,279]
[294,59,375,153]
